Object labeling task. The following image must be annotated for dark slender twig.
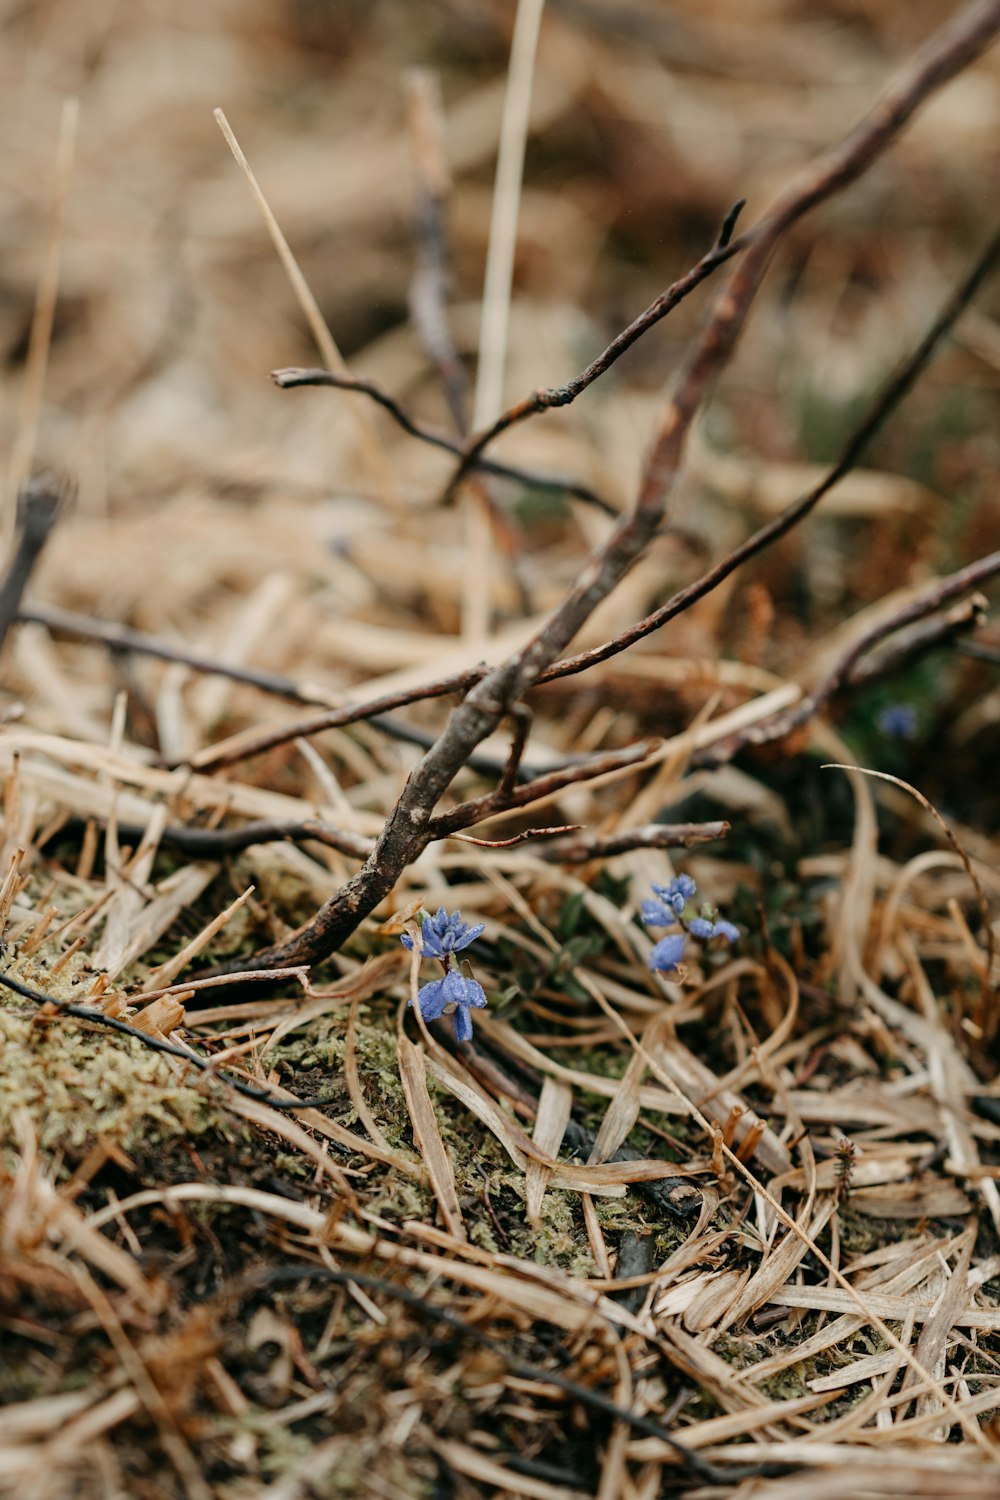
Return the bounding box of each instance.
[537,820,730,861]
[438,200,751,502]
[447,824,579,849]
[425,739,660,840]
[0,966,342,1111]
[188,665,485,773]
[0,475,68,654]
[703,554,1000,763]
[844,595,986,686]
[955,637,1000,666]
[273,193,750,514]
[118,816,373,861]
[498,704,532,798]
[405,68,468,434]
[716,197,747,249]
[228,1265,777,1483]
[17,603,559,782]
[207,0,1000,978]
[18,602,325,701]
[271,367,616,515]
[67,810,727,864]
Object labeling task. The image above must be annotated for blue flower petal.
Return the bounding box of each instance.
[652,874,697,915]
[462,978,488,1009]
[441,970,488,1008]
[648,933,687,973]
[641,898,675,929]
[687,916,716,939]
[452,1005,474,1043]
[714,920,740,944]
[414,907,485,958]
[412,978,448,1020]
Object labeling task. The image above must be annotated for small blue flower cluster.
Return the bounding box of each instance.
[876,702,918,740]
[403,907,488,1042]
[642,873,739,974]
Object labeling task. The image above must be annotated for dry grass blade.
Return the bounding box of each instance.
[213,108,396,501]
[525,1074,572,1224]
[398,1033,466,1242]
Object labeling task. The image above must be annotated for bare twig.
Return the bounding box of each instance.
[18,601,323,701]
[16,603,554,780]
[271,367,616,513]
[704,551,1000,763]
[0,967,340,1111]
[844,595,986,686]
[405,68,468,432]
[498,704,532,798]
[448,823,579,849]
[273,190,743,512]
[537,820,730,861]
[0,476,68,655]
[112,816,372,861]
[425,739,660,840]
[440,196,749,500]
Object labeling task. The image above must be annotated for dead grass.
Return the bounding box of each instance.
[1,1,999,1496]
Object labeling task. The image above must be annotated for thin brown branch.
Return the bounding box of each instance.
[448,823,579,849]
[845,595,986,686]
[0,967,340,1112]
[66,815,375,862]
[425,738,660,841]
[208,0,1000,977]
[19,602,546,777]
[199,86,1000,792]
[498,703,532,798]
[703,552,1000,763]
[538,820,731,862]
[19,601,324,702]
[271,367,616,514]
[439,197,748,500]
[19,602,534,774]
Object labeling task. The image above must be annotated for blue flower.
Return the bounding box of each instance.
[642,874,698,928]
[688,915,740,944]
[876,703,918,740]
[402,907,489,1041]
[410,969,488,1042]
[642,876,738,976]
[640,897,675,928]
[648,933,687,973]
[401,907,485,959]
